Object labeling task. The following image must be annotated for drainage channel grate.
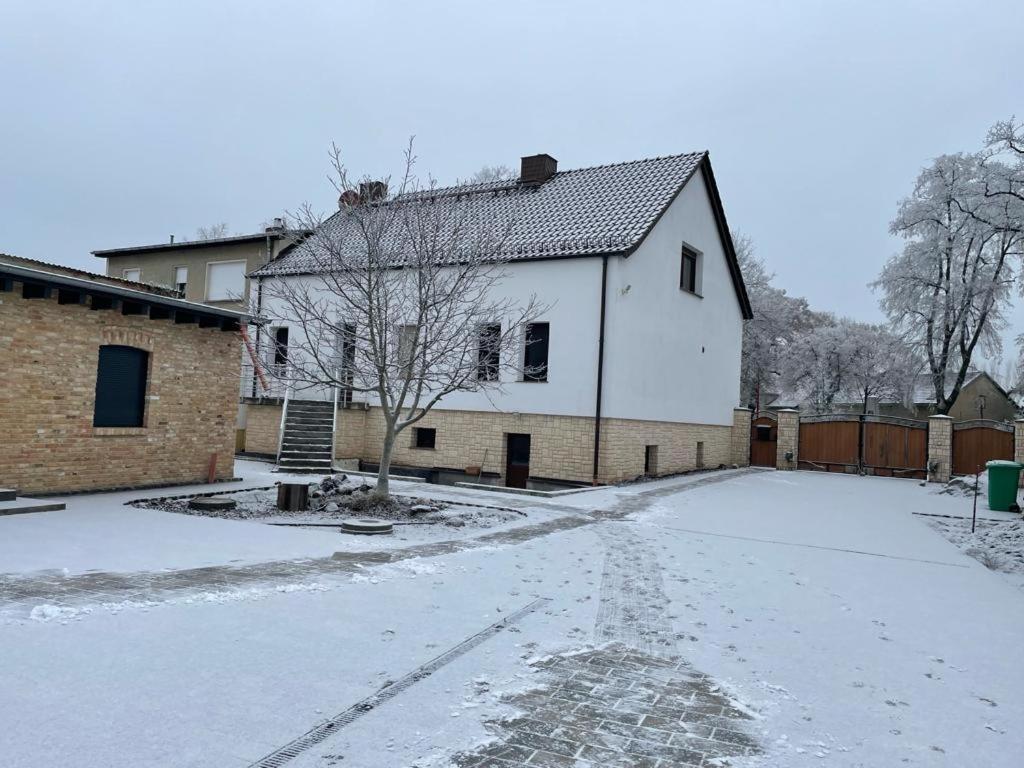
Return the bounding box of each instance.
[248,597,551,768]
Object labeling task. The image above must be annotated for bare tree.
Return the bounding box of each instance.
[468,164,514,184]
[261,143,544,497]
[195,222,230,240]
[873,152,1023,413]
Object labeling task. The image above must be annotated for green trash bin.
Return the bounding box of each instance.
[986,460,1023,511]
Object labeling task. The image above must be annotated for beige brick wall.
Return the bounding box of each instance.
[1016,419,1024,487]
[928,415,953,483]
[731,408,752,466]
[0,282,239,494]
[775,409,799,470]
[244,403,283,455]
[256,400,733,485]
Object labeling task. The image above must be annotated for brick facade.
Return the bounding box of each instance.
[731,407,752,466]
[0,283,239,493]
[243,402,738,485]
[927,415,953,483]
[775,409,799,470]
[1016,419,1024,487]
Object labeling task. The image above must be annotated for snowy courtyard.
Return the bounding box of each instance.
[2,462,1023,767]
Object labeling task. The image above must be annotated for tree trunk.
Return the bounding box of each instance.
[376,424,396,497]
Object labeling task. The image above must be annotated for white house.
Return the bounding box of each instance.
[243,151,753,487]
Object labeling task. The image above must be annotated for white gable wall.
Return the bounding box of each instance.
[601,170,744,425]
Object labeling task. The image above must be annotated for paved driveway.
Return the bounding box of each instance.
[1,469,1021,767]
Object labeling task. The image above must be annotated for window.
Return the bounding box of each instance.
[414,427,436,449]
[477,323,501,382]
[205,260,247,301]
[680,245,700,294]
[696,441,705,469]
[93,345,149,428]
[755,425,772,442]
[523,322,549,382]
[174,266,188,296]
[397,325,417,376]
[271,327,289,369]
[122,268,141,282]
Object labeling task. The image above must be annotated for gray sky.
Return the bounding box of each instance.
[2,0,1022,341]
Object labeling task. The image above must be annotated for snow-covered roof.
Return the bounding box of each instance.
[251,152,752,318]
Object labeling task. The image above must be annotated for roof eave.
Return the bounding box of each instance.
[0,261,251,324]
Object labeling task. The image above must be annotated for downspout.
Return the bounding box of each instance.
[251,276,264,398]
[592,255,609,485]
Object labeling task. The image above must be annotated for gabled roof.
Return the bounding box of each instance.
[252,152,753,318]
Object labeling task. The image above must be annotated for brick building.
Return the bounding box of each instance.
[0,255,248,494]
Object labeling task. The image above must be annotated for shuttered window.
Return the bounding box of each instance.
[93,345,149,427]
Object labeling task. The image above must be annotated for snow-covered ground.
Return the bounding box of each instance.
[1,465,1022,767]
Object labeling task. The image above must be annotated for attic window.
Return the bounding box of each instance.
[680,244,701,295]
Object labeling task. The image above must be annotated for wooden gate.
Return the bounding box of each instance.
[799,414,927,479]
[749,414,777,467]
[952,420,1013,476]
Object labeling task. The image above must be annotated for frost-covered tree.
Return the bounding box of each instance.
[468,164,515,184]
[195,222,230,240]
[735,233,817,409]
[873,151,1023,413]
[782,319,917,414]
[261,143,543,497]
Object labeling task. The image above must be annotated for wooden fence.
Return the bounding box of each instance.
[798,414,928,479]
[952,420,1014,476]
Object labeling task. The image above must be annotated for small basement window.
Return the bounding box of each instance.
[414,427,436,449]
[93,345,149,428]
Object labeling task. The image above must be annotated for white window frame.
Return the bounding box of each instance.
[173,265,189,295]
[204,259,248,302]
[122,267,141,282]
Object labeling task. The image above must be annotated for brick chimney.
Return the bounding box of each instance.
[520,154,557,184]
[359,181,388,201]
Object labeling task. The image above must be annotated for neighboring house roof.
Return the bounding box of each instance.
[0,253,180,296]
[0,254,249,324]
[252,152,753,319]
[91,230,307,258]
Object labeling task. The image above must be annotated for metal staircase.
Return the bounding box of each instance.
[276,400,336,474]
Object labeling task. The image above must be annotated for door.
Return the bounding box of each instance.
[505,433,531,488]
[749,416,777,467]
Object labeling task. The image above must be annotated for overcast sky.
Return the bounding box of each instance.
[2,0,1022,346]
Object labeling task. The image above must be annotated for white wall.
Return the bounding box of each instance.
[601,171,744,425]
[258,257,604,418]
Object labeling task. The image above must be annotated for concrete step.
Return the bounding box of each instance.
[280,450,332,460]
[279,456,332,466]
[285,414,334,424]
[0,498,67,516]
[0,488,16,502]
[281,441,334,450]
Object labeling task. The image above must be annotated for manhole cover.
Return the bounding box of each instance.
[188,496,237,511]
[341,518,393,535]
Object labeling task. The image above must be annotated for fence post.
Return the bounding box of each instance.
[731,407,752,467]
[1015,419,1024,487]
[927,415,953,483]
[776,409,799,471]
